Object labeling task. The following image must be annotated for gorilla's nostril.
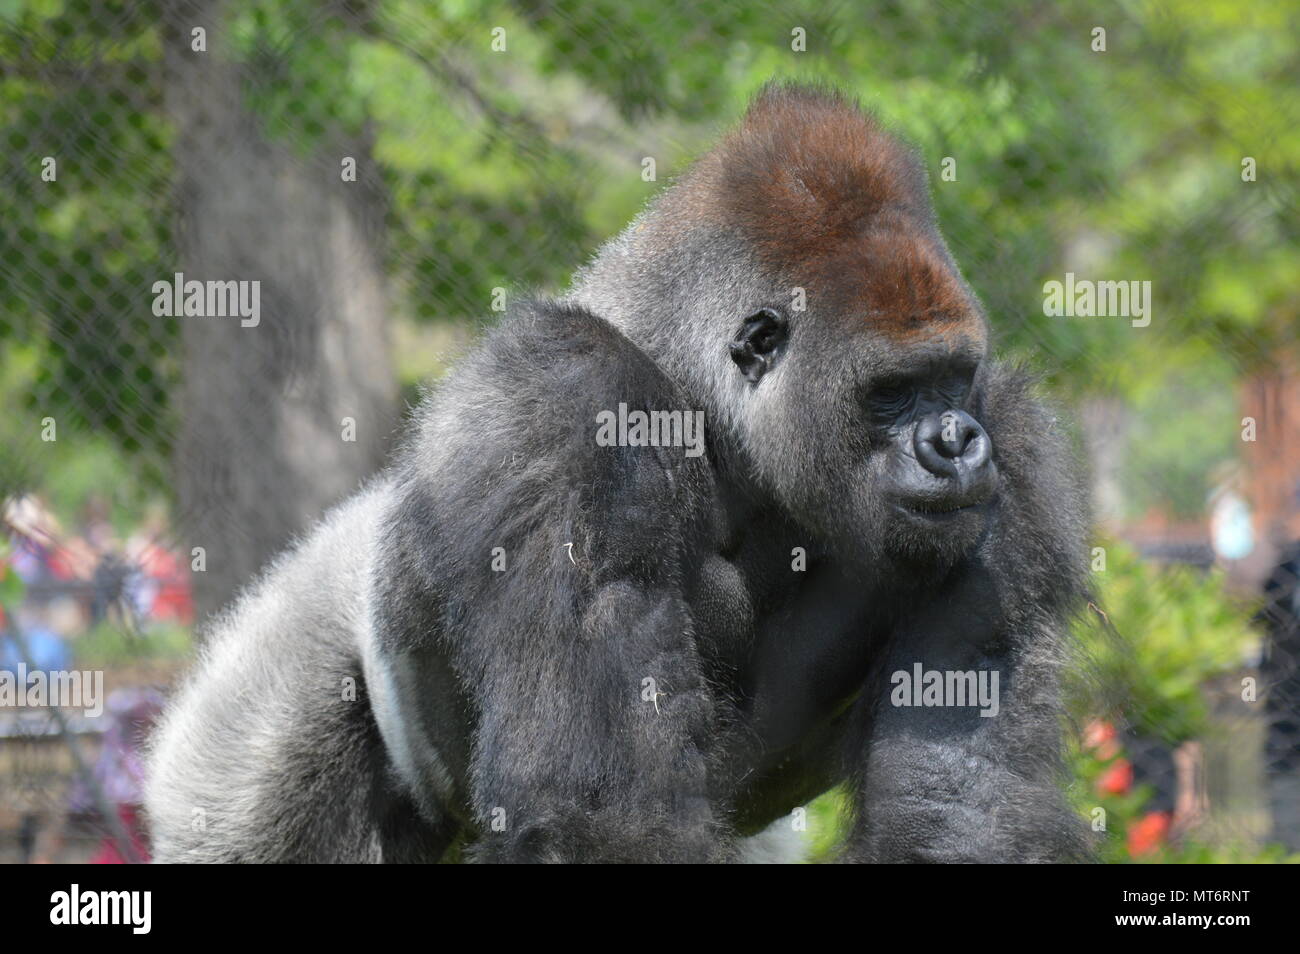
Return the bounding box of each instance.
[936,414,976,459]
[959,427,992,473]
[914,410,991,478]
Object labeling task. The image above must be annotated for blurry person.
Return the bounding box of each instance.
[32,688,162,863]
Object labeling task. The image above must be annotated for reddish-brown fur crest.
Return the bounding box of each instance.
[682,83,984,347]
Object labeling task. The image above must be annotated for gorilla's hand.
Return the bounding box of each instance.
[847,559,1084,862]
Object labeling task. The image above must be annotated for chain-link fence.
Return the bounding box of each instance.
[1,0,1297,862]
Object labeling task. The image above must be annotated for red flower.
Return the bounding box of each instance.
[1083,720,1120,760]
[1127,811,1171,857]
[1097,757,1133,795]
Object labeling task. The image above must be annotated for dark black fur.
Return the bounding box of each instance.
[368,299,1089,862]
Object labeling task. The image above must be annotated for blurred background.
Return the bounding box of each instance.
[0,0,1296,863]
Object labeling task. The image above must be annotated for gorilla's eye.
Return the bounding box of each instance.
[866,382,916,424]
[936,372,974,407]
[729,308,789,385]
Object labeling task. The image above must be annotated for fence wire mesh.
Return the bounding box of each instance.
[0,0,1297,862]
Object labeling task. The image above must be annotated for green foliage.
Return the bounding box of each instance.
[2,0,1294,457]
[0,538,26,609]
[1068,736,1159,864]
[1071,542,1259,743]
[1069,731,1300,864]
[72,619,190,667]
[803,786,851,862]
[1065,541,1287,862]
[0,340,166,529]
[1141,840,1300,864]
[1115,359,1241,520]
[0,0,174,480]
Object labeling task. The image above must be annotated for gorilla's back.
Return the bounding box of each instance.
[144,481,441,862]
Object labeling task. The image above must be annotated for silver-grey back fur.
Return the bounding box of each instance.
[146,482,401,862]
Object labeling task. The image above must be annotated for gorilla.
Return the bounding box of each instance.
[146,83,1091,863]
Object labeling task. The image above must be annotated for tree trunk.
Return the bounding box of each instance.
[162,1,396,624]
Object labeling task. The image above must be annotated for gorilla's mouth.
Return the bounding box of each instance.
[884,409,999,525]
[892,498,987,521]
[889,496,987,527]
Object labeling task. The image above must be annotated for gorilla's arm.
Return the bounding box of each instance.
[845,367,1092,863]
[371,302,729,862]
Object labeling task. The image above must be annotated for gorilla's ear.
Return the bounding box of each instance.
[729,308,789,384]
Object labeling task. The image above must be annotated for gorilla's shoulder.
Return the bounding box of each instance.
[401,298,705,469]
[383,299,717,591]
[492,298,683,409]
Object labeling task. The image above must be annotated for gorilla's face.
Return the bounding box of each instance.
[859,349,997,560]
[728,303,997,570]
